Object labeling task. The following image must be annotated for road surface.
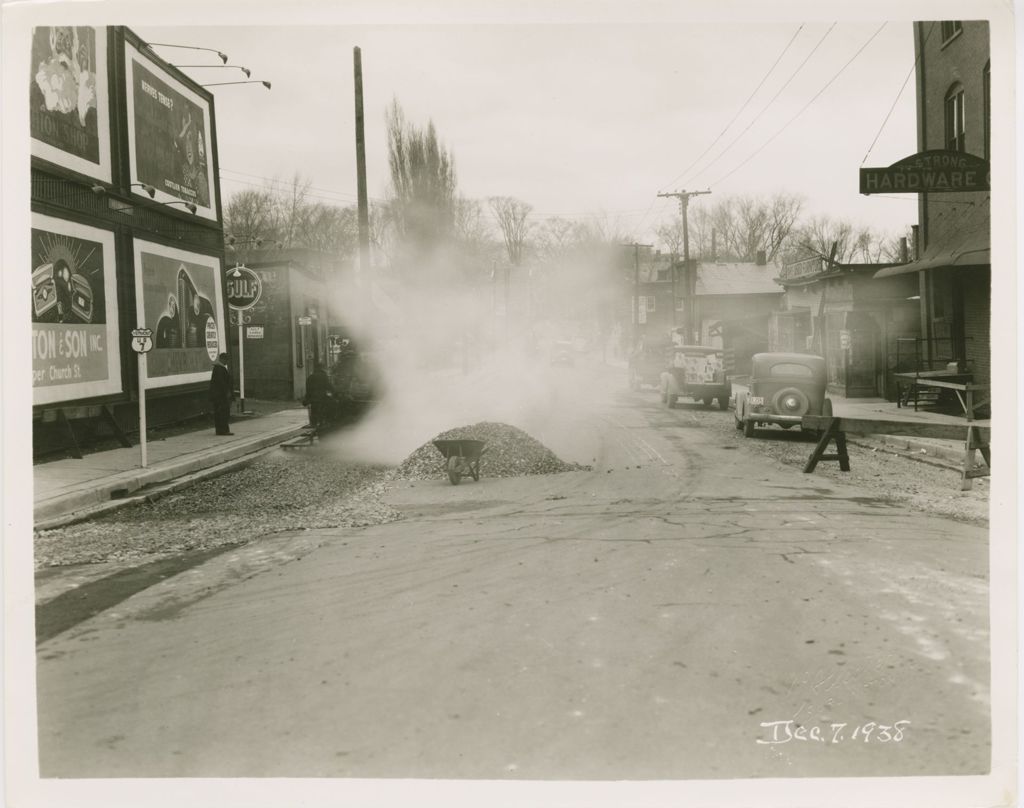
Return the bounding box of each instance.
[35,361,990,780]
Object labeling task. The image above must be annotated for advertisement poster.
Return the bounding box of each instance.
[29,26,112,182]
[31,213,121,406]
[133,239,224,389]
[123,42,217,221]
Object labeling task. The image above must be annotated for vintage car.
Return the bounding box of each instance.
[659,345,730,410]
[733,352,832,437]
[628,341,669,390]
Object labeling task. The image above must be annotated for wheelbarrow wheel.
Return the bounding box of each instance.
[446,455,463,485]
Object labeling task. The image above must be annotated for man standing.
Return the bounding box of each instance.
[209,352,233,435]
[304,361,335,433]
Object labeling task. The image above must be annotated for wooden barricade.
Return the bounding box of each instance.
[801,416,991,491]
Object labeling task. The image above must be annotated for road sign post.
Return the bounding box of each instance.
[226,265,263,414]
[130,328,154,468]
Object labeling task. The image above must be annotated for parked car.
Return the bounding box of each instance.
[660,345,730,410]
[629,341,669,390]
[733,352,832,437]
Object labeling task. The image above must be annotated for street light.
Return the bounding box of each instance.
[163,200,198,215]
[174,64,252,78]
[130,182,156,198]
[89,184,196,214]
[202,80,271,89]
[144,43,228,63]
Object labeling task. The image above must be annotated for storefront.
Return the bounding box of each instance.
[773,258,919,400]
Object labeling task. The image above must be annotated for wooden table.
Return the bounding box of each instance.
[893,371,990,421]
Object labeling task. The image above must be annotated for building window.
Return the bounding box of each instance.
[944,84,965,152]
[646,296,656,312]
[983,61,991,160]
[940,21,963,43]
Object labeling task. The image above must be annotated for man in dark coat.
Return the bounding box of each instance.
[209,352,233,435]
[305,362,335,432]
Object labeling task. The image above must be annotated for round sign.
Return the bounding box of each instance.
[226,266,263,311]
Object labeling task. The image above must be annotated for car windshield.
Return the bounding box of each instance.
[768,362,814,377]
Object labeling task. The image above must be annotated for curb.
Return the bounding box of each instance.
[33,423,308,527]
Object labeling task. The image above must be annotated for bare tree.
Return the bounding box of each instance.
[224,189,276,243]
[385,99,458,262]
[488,196,532,266]
[682,192,803,262]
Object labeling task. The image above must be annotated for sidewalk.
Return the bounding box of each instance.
[731,383,991,466]
[34,403,310,529]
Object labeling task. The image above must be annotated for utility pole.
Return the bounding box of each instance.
[622,242,653,350]
[353,47,371,325]
[658,189,710,344]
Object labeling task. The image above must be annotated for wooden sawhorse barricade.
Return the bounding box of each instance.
[801,416,991,491]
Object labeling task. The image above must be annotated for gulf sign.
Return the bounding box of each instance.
[860,150,989,195]
[226,266,262,310]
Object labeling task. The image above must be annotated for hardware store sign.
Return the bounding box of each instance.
[860,150,989,195]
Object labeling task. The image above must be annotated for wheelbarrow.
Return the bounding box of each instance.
[432,439,486,485]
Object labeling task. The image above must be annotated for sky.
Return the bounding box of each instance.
[130,17,923,246]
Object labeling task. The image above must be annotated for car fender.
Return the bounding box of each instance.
[735,391,747,418]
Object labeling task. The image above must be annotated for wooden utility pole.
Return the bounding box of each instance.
[658,189,710,343]
[622,242,653,349]
[353,47,371,318]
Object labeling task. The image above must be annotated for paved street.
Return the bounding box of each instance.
[35,362,990,780]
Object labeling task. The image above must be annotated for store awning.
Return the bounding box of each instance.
[874,246,990,277]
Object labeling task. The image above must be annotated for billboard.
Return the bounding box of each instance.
[133,240,225,389]
[32,213,122,406]
[123,41,217,221]
[30,26,112,182]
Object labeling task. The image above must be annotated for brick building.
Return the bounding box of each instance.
[872,20,991,389]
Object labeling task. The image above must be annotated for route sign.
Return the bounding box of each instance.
[130,327,153,354]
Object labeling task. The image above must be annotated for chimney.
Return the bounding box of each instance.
[756,249,767,266]
[899,236,909,263]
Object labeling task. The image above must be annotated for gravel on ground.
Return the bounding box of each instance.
[394,421,590,481]
[35,421,587,569]
[671,403,991,526]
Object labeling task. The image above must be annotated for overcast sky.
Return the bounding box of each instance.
[132,18,921,245]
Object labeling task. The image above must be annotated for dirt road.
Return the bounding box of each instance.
[35,362,991,780]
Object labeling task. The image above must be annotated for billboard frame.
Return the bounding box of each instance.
[29,25,113,184]
[31,211,123,407]
[132,238,225,390]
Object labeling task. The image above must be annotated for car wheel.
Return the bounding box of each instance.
[702,396,714,407]
[743,418,755,438]
[718,396,728,411]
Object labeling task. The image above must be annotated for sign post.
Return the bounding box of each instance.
[130,328,154,467]
[226,265,263,414]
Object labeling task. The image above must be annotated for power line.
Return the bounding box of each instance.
[860,21,936,165]
[662,23,804,191]
[220,168,362,201]
[711,22,888,188]
[686,23,837,186]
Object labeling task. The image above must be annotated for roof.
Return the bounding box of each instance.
[695,262,784,296]
[875,196,990,278]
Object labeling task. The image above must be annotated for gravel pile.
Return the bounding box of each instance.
[35,451,401,568]
[394,421,589,481]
